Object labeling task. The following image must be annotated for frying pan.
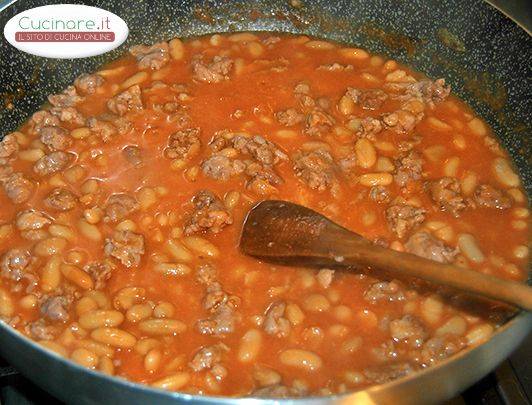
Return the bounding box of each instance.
[0,0,530,403]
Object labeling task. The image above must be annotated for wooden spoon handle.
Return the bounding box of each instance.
[240,200,531,311]
[338,240,532,311]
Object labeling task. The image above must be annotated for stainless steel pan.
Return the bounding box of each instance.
[0,0,530,403]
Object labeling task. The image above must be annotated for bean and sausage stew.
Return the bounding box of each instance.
[0,32,528,397]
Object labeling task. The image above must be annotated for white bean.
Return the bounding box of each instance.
[492,158,520,188]
[279,349,322,371]
[466,324,494,345]
[421,295,443,324]
[458,233,485,263]
[238,329,262,363]
[436,316,467,336]
[355,138,376,168]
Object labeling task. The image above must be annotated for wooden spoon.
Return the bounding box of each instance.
[239,200,532,311]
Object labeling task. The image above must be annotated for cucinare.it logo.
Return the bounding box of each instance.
[3,4,129,58]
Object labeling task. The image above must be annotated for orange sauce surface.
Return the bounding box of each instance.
[0,32,528,397]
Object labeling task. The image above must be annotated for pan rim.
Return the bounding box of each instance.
[0,309,529,403]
